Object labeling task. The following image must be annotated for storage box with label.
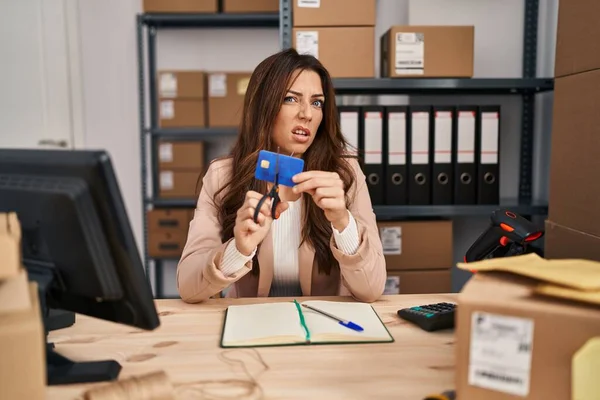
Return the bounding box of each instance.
[223,0,278,13]
[377,220,453,270]
[384,269,451,295]
[143,0,218,13]
[380,26,474,78]
[158,70,206,128]
[158,170,202,199]
[455,254,600,399]
[293,27,375,78]
[147,208,194,258]
[293,0,375,27]
[158,140,204,170]
[207,72,251,128]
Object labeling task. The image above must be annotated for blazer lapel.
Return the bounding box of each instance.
[256,228,274,297]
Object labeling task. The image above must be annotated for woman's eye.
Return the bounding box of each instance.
[284,96,296,103]
[313,99,323,108]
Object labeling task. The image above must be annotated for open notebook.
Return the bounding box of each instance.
[220,300,394,348]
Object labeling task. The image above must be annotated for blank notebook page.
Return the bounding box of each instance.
[302,300,392,342]
[222,302,306,346]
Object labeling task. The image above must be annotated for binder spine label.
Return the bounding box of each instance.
[458,111,475,163]
[434,111,452,163]
[388,112,406,165]
[340,111,359,156]
[394,32,424,75]
[364,112,382,164]
[411,112,430,164]
[481,112,499,164]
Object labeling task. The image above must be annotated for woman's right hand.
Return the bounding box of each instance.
[233,191,288,256]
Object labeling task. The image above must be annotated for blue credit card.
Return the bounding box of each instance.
[255,150,304,187]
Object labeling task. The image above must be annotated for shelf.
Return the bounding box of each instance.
[332,78,554,96]
[148,198,548,218]
[140,13,280,28]
[151,128,238,140]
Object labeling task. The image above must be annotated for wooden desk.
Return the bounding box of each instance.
[47,294,456,400]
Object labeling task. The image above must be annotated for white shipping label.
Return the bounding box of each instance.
[469,312,534,397]
[296,31,319,58]
[160,100,174,119]
[384,276,400,295]
[388,112,406,165]
[159,143,173,163]
[340,112,359,156]
[364,112,382,164]
[298,0,320,7]
[380,227,401,255]
[481,112,500,164]
[457,111,475,163]
[209,73,227,97]
[159,72,177,97]
[434,111,452,163]
[160,171,174,191]
[411,112,429,164]
[395,32,424,75]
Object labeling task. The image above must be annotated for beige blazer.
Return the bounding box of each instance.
[176,157,387,303]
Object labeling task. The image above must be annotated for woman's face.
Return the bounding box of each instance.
[271,69,324,157]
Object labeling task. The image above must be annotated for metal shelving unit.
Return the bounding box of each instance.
[138,0,553,298]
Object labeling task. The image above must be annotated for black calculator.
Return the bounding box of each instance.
[397,302,456,332]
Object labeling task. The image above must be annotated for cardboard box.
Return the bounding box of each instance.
[223,0,278,13]
[158,71,206,99]
[158,170,202,198]
[384,269,451,295]
[0,213,21,280]
[147,208,194,232]
[159,99,206,128]
[456,268,600,399]
[0,281,46,400]
[293,27,375,78]
[548,69,600,237]
[380,26,474,78]
[207,72,251,127]
[148,229,189,258]
[158,140,204,170]
[292,0,376,27]
[555,0,600,78]
[544,220,600,262]
[143,0,217,13]
[377,220,453,270]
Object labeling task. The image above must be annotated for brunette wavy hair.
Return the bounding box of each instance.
[213,48,356,276]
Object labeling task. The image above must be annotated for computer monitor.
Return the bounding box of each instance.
[0,148,160,386]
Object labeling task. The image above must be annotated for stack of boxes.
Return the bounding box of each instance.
[157,139,205,199]
[378,220,453,294]
[143,0,279,14]
[147,208,195,258]
[292,0,376,78]
[545,0,600,260]
[0,213,45,399]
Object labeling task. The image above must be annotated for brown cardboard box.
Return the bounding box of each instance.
[292,27,375,78]
[158,140,204,170]
[548,69,600,237]
[158,170,202,198]
[143,0,217,13]
[555,0,600,77]
[384,269,451,295]
[148,229,189,258]
[544,220,600,262]
[380,26,474,78]
[0,282,46,400]
[0,213,21,280]
[147,208,193,232]
[159,99,206,128]
[456,270,600,399]
[158,71,205,99]
[207,72,251,127]
[223,0,278,13]
[292,0,376,27]
[377,220,453,270]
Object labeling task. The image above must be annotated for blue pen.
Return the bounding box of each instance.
[301,303,364,332]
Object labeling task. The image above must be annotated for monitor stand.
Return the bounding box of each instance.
[28,266,122,385]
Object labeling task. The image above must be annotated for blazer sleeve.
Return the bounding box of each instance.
[176,161,253,303]
[329,157,387,303]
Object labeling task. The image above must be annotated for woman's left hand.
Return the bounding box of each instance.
[292,171,349,231]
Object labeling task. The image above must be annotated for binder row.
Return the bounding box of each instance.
[338,105,501,206]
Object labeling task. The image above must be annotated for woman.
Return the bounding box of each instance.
[176,48,386,303]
